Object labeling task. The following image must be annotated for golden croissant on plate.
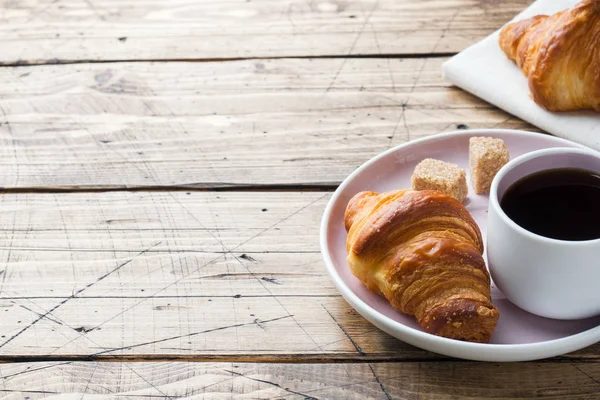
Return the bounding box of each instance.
[498,0,600,112]
[344,189,499,343]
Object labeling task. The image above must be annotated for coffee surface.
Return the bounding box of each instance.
[500,168,600,241]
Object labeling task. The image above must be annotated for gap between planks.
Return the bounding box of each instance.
[0,53,458,68]
[0,354,598,364]
[0,184,339,194]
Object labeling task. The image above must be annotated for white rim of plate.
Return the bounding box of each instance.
[319,128,600,362]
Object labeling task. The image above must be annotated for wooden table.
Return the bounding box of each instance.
[0,0,598,398]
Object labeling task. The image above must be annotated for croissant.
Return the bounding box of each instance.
[344,189,499,343]
[498,0,600,112]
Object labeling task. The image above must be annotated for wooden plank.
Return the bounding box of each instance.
[0,191,423,359]
[0,361,597,399]
[0,297,384,358]
[0,0,532,63]
[0,58,536,189]
[0,191,327,255]
[0,191,597,360]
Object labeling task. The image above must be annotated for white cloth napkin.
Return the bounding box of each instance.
[442,0,600,150]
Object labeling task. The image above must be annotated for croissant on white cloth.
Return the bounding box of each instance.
[498,0,600,112]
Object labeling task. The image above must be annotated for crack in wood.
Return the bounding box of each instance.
[0,389,59,394]
[0,242,161,350]
[368,364,392,400]
[91,315,294,356]
[223,369,319,400]
[0,361,74,380]
[18,304,64,326]
[322,305,364,355]
[572,364,600,386]
[324,0,381,94]
[74,192,328,340]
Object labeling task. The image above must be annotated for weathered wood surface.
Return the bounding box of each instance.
[0,58,536,189]
[0,361,598,399]
[2,0,597,397]
[0,191,597,361]
[0,0,532,64]
[0,191,421,359]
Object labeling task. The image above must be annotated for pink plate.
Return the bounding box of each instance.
[320,129,600,361]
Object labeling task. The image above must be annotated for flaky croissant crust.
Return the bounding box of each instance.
[499,0,600,111]
[345,190,499,343]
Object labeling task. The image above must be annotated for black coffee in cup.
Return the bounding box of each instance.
[500,168,600,241]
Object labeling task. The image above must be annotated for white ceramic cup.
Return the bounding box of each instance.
[487,147,600,320]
